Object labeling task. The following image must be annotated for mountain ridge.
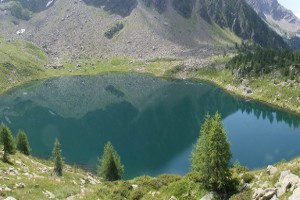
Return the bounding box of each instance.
[245,0,300,49]
[0,0,287,64]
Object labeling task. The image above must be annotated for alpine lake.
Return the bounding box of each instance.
[0,73,299,179]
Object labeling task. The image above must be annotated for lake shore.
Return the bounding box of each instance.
[1,57,299,115]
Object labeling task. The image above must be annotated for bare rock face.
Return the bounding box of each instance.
[245,0,299,23]
[289,187,300,200]
[245,0,300,49]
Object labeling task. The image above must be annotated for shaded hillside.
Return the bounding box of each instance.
[83,0,138,17]
[196,0,287,48]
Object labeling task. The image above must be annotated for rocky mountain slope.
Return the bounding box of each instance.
[0,0,286,64]
[245,0,300,49]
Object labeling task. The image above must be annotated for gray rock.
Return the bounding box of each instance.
[276,170,300,196]
[263,188,277,200]
[289,187,300,200]
[277,187,286,197]
[253,188,277,200]
[267,165,278,175]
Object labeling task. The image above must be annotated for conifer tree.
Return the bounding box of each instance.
[16,130,31,155]
[52,138,64,176]
[0,124,16,162]
[97,141,124,181]
[191,113,233,197]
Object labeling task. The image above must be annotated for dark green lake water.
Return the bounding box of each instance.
[0,73,299,179]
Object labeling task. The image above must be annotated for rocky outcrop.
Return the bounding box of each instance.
[276,170,300,197]
[252,169,300,200]
[252,188,277,200]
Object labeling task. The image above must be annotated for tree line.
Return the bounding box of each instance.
[227,42,300,80]
[0,112,236,199]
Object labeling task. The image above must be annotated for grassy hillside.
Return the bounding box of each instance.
[0,146,211,200]
[0,37,48,94]
[2,145,300,199]
[0,37,183,95]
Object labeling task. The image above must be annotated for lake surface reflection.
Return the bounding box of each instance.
[0,73,299,178]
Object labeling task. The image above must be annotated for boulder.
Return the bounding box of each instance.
[276,170,300,196]
[263,188,277,200]
[267,165,278,176]
[289,187,300,200]
[253,188,277,200]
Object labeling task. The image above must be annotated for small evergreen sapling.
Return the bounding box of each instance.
[97,141,124,181]
[52,138,64,176]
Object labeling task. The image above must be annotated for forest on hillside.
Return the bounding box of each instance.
[227,43,300,80]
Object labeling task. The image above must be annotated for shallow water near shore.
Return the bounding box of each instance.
[0,73,299,179]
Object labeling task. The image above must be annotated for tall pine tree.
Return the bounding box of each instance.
[0,124,16,162]
[191,113,233,198]
[97,141,124,181]
[16,130,31,155]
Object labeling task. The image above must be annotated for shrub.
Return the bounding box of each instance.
[157,174,182,185]
[241,173,255,183]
